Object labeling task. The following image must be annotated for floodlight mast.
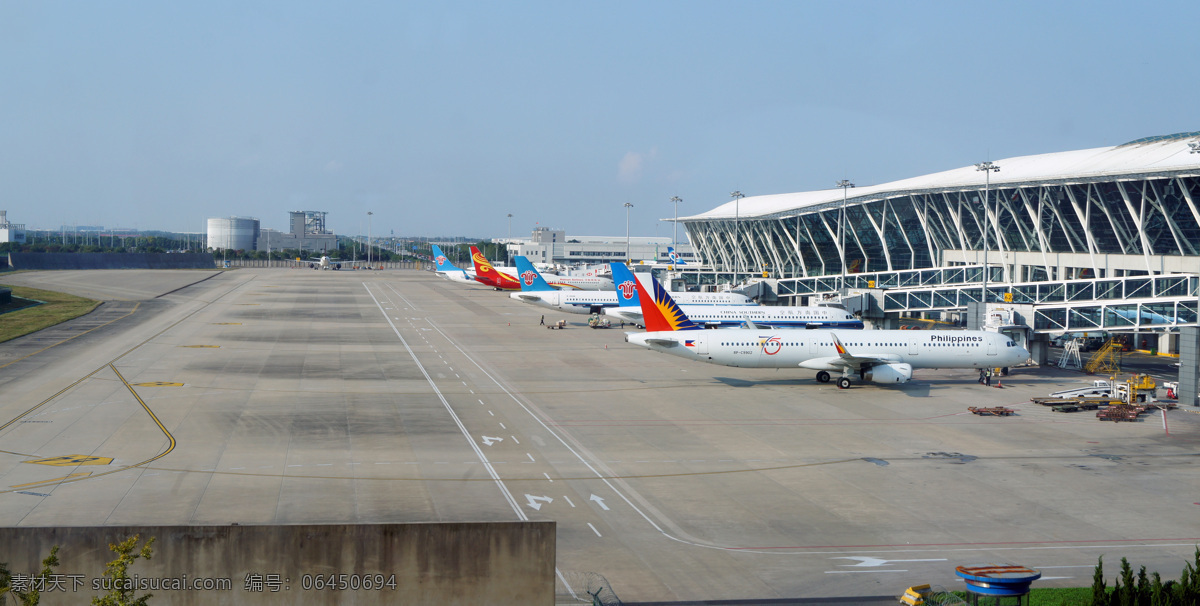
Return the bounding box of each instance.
[670,196,682,248]
[975,161,1001,303]
[623,203,634,264]
[836,179,855,293]
[730,191,744,275]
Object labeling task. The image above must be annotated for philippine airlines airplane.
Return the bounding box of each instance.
[624,274,1029,389]
[431,244,477,284]
[511,259,753,315]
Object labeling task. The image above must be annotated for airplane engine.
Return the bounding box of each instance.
[864,363,913,384]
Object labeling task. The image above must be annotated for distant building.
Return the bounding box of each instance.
[506,227,696,265]
[0,211,27,244]
[207,216,260,251]
[257,211,337,253]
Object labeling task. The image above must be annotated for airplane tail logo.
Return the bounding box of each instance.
[668,247,687,265]
[634,274,700,332]
[512,256,554,291]
[609,263,642,307]
[617,280,637,300]
[762,336,783,355]
[431,244,460,272]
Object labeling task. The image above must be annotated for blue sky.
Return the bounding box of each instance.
[2,1,1197,239]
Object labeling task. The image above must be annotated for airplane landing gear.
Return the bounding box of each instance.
[816,371,831,383]
[837,377,852,389]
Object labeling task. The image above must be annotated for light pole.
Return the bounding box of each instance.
[367,211,373,267]
[506,213,513,266]
[730,191,744,275]
[975,161,1001,303]
[623,203,634,263]
[669,196,682,248]
[836,179,855,293]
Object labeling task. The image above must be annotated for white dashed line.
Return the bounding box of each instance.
[543,473,553,482]
[587,523,602,537]
[510,436,520,444]
[563,495,575,507]
[526,453,536,462]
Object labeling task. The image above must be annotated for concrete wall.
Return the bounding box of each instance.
[7,252,216,270]
[0,522,555,605]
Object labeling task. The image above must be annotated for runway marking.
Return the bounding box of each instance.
[11,472,91,488]
[510,436,520,444]
[25,455,113,466]
[132,382,184,387]
[526,453,536,462]
[365,283,528,521]
[178,345,220,348]
[210,322,241,325]
[498,423,506,429]
[588,523,602,537]
[543,473,553,482]
[824,570,908,574]
[563,495,575,507]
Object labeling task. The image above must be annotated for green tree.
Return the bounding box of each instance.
[92,535,155,606]
[2,545,61,606]
[1093,556,1109,606]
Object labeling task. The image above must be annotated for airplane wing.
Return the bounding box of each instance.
[827,333,902,370]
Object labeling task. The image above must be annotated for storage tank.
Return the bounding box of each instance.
[207,217,259,251]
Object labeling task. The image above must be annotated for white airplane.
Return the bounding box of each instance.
[431,244,478,284]
[510,256,614,291]
[624,274,1029,389]
[602,263,862,329]
[511,259,753,315]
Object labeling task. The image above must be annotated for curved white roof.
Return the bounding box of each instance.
[684,134,1200,220]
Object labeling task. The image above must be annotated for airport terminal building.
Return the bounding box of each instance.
[677,132,1200,370]
[681,132,1200,284]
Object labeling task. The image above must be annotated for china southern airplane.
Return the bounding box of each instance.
[511,260,753,315]
[510,256,613,291]
[624,274,1029,389]
[600,263,853,328]
[431,244,477,284]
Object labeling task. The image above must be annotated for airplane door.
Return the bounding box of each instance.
[696,334,708,355]
[986,336,997,356]
[908,337,920,356]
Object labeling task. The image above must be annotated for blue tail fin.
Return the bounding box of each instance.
[513,256,556,291]
[610,262,642,308]
[667,247,687,265]
[431,244,463,273]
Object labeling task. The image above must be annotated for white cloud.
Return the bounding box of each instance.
[617,148,658,184]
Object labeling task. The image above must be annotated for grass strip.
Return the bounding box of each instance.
[0,285,101,344]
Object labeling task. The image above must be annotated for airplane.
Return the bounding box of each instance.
[512,256,613,291]
[667,246,687,265]
[430,244,478,284]
[605,263,862,330]
[623,274,1029,389]
[469,246,522,290]
[511,261,756,316]
[602,262,756,326]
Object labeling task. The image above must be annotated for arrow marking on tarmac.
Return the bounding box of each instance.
[832,556,947,567]
[589,494,610,510]
[481,436,503,446]
[524,494,553,511]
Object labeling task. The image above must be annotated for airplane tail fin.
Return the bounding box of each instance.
[667,247,687,265]
[610,262,642,308]
[634,273,701,332]
[470,245,496,278]
[513,256,555,291]
[431,244,462,272]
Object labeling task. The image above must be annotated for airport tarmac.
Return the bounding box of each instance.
[0,268,1197,603]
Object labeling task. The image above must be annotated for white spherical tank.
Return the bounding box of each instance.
[207,217,259,251]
